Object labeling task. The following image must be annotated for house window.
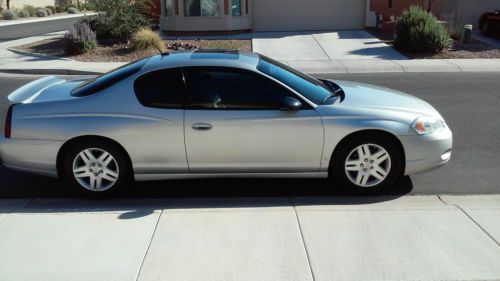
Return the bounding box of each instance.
[388,0,393,8]
[232,0,241,16]
[165,0,173,16]
[184,0,220,17]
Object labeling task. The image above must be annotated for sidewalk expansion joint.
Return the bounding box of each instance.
[311,34,333,61]
[135,209,163,281]
[292,201,316,281]
[437,195,500,248]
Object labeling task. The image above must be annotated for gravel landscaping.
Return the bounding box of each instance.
[12,36,252,62]
[366,28,500,59]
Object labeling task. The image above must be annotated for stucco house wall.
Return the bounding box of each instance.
[433,0,500,27]
[8,0,55,9]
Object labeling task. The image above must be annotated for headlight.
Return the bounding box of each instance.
[411,116,446,135]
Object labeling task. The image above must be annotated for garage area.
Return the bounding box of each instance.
[252,0,366,32]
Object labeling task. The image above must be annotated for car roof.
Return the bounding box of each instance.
[143,49,261,72]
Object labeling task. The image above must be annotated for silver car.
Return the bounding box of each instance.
[0,50,452,195]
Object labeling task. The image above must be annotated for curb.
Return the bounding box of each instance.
[0,13,97,27]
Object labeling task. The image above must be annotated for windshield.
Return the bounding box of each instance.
[257,55,334,104]
[71,57,150,97]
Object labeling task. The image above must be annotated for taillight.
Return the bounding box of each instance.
[5,105,13,139]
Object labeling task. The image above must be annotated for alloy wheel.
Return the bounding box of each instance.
[72,148,119,192]
[344,144,391,187]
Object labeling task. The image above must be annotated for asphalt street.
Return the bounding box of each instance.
[0,17,82,43]
[0,72,499,198]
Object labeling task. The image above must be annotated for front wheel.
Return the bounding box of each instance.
[61,141,132,196]
[330,136,403,194]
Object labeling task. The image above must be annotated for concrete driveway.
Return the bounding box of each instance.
[252,30,407,61]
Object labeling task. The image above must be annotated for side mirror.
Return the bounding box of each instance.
[281,96,302,111]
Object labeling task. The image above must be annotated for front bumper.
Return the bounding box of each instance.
[0,137,62,177]
[399,127,453,175]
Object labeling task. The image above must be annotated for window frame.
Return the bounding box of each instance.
[181,66,313,111]
[133,67,187,109]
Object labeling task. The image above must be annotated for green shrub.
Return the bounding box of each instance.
[67,7,78,14]
[2,10,17,20]
[65,21,97,54]
[45,5,56,14]
[18,9,30,18]
[83,1,97,11]
[66,4,77,10]
[394,5,453,53]
[131,28,164,51]
[56,5,65,13]
[23,5,36,16]
[95,0,150,41]
[36,8,47,17]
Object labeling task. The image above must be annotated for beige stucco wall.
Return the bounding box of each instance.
[8,0,55,9]
[433,0,499,27]
[252,0,366,31]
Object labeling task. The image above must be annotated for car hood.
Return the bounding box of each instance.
[332,80,443,119]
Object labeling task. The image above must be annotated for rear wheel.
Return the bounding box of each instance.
[330,135,403,194]
[61,140,131,196]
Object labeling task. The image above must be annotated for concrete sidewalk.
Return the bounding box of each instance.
[0,195,499,281]
[1,31,500,75]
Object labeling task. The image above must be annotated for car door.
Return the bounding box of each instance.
[133,68,188,174]
[183,66,324,173]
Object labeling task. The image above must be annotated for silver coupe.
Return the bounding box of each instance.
[0,50,452,195]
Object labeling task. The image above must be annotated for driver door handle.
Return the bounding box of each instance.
[192,123,213,131]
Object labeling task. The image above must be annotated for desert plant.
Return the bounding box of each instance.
[66,4,77,10]
[2,9,16,20]
[45,7,52,15]
[67,7,78,14]
[394,5,453,53]
[65,21,97,54]
[131,28,164,51]
[23,5,36,16]
[95,0,150,41]
[56,5,65,13]
[18,9,30,18]
[36,8,47,17]
[45,5,56,14]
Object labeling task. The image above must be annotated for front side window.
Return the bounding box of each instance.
[183,67,302,110]
[232,0,241,16]
[184,0,219,17]
[134,69,185,109]
[257,55,333,105]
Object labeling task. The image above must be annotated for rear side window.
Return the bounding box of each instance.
[71,57,149,97]
[134,68,185,108]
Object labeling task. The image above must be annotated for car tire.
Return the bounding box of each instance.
[481,23,490,36]
[329,135,403,195]
[61,140,132,197]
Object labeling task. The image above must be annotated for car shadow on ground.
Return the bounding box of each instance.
[0,166,413,198]
[0,165,414,216]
